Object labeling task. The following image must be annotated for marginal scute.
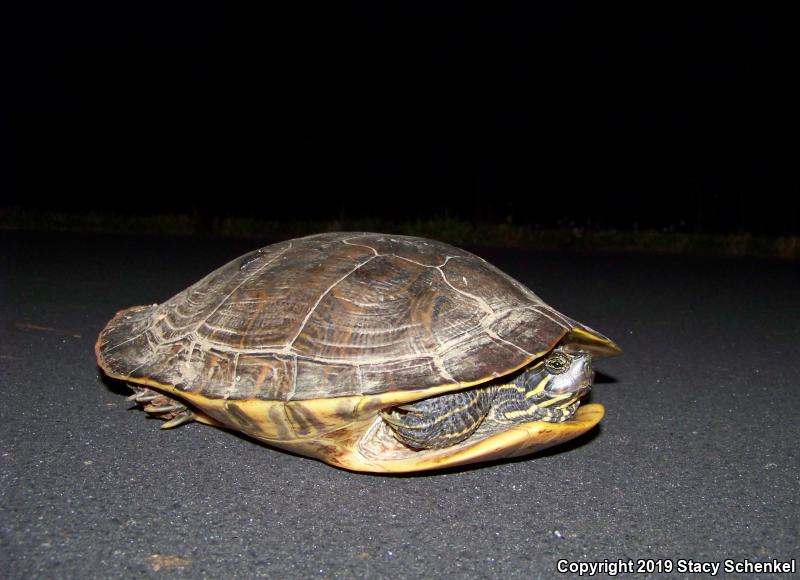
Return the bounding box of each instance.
[184,345,236,398]
[440,331,538,383]
[233,352,295,399]
[95,304,158,377]
[359,356,443,394]
[294,358,359,398]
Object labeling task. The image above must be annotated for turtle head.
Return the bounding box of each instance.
[540,348,594,396]
[487,347,594,424]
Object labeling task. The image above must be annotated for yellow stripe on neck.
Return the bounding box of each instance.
[537,393,575,408]
[524,375,552,398]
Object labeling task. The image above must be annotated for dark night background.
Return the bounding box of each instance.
[1,2,798,235]
[3,4,800,576]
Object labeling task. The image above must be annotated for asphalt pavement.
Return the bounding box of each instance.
[1,231,798,579]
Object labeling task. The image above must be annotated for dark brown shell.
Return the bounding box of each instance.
[96,232,606,401]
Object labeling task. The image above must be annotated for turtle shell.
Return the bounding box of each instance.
[97,232,616,403]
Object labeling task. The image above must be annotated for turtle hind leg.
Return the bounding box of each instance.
[381,387,494,450]
[126,385,196,429]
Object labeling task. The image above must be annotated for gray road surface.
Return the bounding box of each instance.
[1,232,798,578]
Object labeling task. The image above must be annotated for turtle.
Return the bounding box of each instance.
[96,232,620,473]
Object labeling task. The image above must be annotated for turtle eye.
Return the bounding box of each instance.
[545,354,569,374]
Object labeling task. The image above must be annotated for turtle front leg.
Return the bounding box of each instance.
[381,387,495,449]
[126,385,196,429]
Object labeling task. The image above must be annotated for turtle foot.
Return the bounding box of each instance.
[126,385,196,429]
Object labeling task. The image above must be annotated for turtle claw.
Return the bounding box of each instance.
[161,411,196,429]
[379,405,421,427]
[143,403,185,414]
[127,392,158,402]
[379,410,404,427]
[125,385,194,427]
